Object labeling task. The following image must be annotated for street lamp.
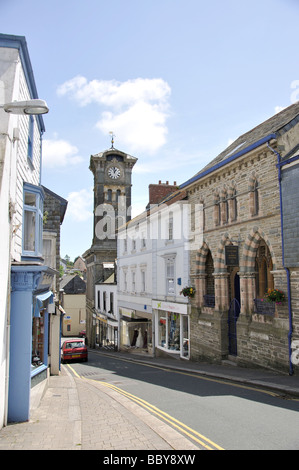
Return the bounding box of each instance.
[0,99,49,115]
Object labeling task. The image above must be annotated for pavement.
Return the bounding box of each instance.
[0,348,298,451]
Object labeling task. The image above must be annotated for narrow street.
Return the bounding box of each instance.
[68,350,299,451]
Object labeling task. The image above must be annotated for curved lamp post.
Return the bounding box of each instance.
[0,99,49,115]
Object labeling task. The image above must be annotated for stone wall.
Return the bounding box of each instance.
[186,138,296,373]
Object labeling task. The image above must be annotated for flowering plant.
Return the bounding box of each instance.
[264,288,285,304]
[180,286,196,298]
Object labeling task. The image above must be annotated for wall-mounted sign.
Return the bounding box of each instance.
[225,245,239,266]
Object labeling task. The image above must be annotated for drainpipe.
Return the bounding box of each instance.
[267,142,294,376]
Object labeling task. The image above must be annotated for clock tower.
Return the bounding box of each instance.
[83,144,137,347]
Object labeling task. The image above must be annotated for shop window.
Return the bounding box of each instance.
[23,183,44,259]
[157,311,180,352]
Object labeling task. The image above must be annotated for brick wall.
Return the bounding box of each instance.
[148,181,177,206]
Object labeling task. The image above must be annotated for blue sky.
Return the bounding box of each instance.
[2,0,299,260]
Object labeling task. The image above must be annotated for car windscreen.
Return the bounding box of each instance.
[65,342,85,349]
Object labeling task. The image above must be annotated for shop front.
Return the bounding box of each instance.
[152,300,190,360]
[8,265,55,422]
[119,307,153,355]
[96,314,118,349]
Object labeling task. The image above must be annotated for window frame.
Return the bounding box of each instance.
[166,258,175,295]
[22,182,44,259]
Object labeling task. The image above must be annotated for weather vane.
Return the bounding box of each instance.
[109,131,115,149]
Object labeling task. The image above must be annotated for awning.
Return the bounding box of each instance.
[33,291,53,318]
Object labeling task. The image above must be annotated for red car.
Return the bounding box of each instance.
[61,339,88,363]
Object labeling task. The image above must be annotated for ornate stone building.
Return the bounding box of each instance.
[181,103,299,374]
[83,145,137,347]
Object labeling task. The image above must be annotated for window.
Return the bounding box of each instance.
[168,212,173,241]
[132,238,136,251]
[166,259,175,295]
[231,189,237,221]
[250,177,259,217]
[203,250,215,307]
[107,189,112,202]
[103,291,106,311]
[23,183,44,258]
[253,180,259,215]
[132,272,136,292]
[110,292,114,314]
[123,271,127,291]
[214,193,221,226]
[141,270,146,292]
[221,192,229,224]
[28,115,34,163]
[97,290,101,310]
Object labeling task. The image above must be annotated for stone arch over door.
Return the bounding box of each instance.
[214,233,238,310]
[194,242,215,307]
[240,226,277,313]
[241,226,277,272]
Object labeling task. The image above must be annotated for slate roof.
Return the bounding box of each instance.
[181,101,299,188]
[60,275,86,294]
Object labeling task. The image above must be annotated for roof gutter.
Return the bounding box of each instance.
[180,133,277,189]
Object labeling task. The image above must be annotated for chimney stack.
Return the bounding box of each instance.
[147,181,178,208]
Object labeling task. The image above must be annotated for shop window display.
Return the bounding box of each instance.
[158,311,180,351]
[157,310,189,358]
[32,311,45,368]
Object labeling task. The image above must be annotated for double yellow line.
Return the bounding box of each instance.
[67,364,224,450]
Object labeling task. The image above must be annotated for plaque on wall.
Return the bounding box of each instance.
[225,245,239,266]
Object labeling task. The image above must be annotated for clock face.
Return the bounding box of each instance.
[108,166,121,179]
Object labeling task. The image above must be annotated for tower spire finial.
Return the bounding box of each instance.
[109,131,115,149]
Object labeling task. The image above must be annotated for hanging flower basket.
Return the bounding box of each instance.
[180,286,196,298]
[264,289,285,304]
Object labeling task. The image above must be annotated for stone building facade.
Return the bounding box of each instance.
[83,146,137,347]
[181,103,299,375]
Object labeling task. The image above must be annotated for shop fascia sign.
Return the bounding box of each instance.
[119,307,135,318]
[152,300,188,315]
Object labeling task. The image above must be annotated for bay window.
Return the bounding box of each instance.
[23,183,44,259]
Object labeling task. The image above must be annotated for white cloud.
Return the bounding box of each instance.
[43,138,83,168]
[57,76,171,154]
[66,188,93,222]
